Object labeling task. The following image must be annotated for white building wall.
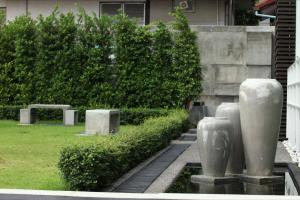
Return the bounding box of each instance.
[27,0,58,19]
[0,0,6,7]
[6,0,26,22]
[3,0,227,25]
[5,0,100,21]
[150,0,226,25]
[58,0,99,16]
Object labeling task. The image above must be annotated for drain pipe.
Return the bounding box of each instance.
[255,11,276,19]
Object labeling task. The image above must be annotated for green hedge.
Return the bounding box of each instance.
[58,109,188,191]
[0,8,201,108]
[0,105,169,125]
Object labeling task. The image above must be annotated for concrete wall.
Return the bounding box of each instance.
[150,0,226,25]
[191,26,274,116]
[3,0,226,25]
[6,1,26,21]
[0,0,6,7]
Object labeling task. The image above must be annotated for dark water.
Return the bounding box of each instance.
[166,165,285,195]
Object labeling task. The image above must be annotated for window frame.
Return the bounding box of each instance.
[99,2,146,25]
[0,7,6,23]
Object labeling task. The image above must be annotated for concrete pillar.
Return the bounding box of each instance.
[20,109,32,124]
[64,110,78,126]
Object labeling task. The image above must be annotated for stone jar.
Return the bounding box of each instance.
[216,103,244,175]
[197,117,233,177]
[239,79,283,176]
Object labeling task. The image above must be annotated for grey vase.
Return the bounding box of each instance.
[239,79,283,176]
[197,117,233,177]
[216,103,244,175]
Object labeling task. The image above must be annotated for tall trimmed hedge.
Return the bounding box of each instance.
[171,8,202,107]
[58,109,188,191]
[0,16,37,105]
[78,10,114,106]
[0,8,201,108]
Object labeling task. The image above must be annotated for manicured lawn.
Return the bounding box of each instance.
[0,120,135,190]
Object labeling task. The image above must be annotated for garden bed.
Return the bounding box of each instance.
[0,109,188,191]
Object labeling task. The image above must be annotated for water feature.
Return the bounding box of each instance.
[167,163,287,195]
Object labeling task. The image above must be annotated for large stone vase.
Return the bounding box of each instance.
[216,103,244,175]
[197,117,233,177]
[239,79,283,176]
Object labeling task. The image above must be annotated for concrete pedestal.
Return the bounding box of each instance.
[85,109,120,135]
[20,109,32,124]
[64,110,78,126]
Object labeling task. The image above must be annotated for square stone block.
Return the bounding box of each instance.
[64,110,78,126]
[20,109,33,124]
[85,109,120,135]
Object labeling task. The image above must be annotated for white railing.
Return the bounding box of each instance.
[286,58,300,157]
[285,0,300,162]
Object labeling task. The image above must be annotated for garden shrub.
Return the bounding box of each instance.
[58,109,188,191]
[34,9,61,104]
[171,8,202,108]
[0,16,37,105]
[0,105,21,120]
[0,8,202,108]
[77,10,114,106]
[113,14,153,107]
[150,22,174,107]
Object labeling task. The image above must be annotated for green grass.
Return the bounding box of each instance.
[0,120,135,190]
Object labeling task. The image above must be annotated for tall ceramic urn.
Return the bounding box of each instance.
[239,79,283,176]
[197,117,233,177]
[216,103,244,175]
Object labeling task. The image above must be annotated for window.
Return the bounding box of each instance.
[101,3,122,16]
[0,7,6,24]
[100,2,146,25]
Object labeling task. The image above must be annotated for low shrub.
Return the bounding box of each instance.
[0,105,21,120]
[58,109,188,191]
[0,105,169,125]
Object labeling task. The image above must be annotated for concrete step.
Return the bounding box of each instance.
[187,129,197,134]
[179,133,197,141]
